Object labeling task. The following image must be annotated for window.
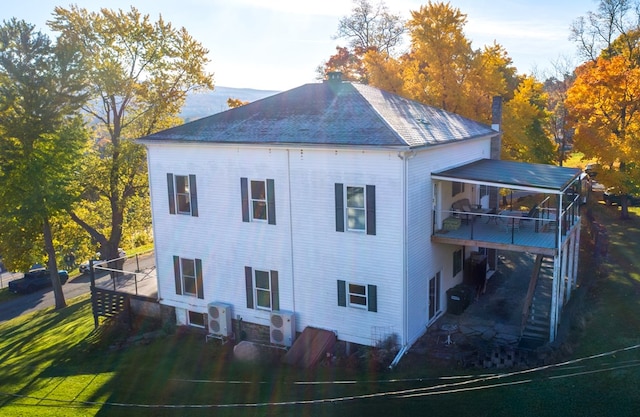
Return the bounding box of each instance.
[244,267,279,311]
[348,283,367,308]
[173,256,203,299]
[452,182,465,197]
[337,280,377,312]
[251,180,267,221]
[335,183,376,235]
[453,249,463,276]
[188,311,206,328]
[241,178,276,224]
[346,186,365,231]
[167,173,198,216]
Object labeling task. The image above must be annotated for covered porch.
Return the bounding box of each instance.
[430,159,584,345]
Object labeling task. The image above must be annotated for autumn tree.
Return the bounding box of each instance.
[400,2,517,123]
[502,76,555,163]
[567,0,640,218]
[566,55,640,218]
[0,19,88,308]
[48,6,214,260]
[227,98,249,109]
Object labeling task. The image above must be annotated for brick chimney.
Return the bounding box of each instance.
[326,71,343,83]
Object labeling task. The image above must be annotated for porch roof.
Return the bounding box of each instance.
[432,159,583,194]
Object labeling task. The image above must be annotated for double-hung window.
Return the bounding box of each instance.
[167,173,198,216]
[346,186,366,231]
[173,256,204,299]
[335,183,376,235]
[337,280,377,312]
[241,178,276,224]
[245,267,279,311]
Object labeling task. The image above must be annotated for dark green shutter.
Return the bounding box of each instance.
[245,266,254,308]
[335,183,344,232]
[337,280,346,307]
[367,284,377,312]
[167,173,176,214]
[270,270,279,310]
[267,179,276,225]
[195,258,203,299]
[173,255,181,295]
[366,185,376,235]
[241,178,249,222]
[189,174,198,217]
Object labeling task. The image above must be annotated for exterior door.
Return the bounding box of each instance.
[428,271,441,321]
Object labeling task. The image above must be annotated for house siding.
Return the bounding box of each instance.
[148,143,294,328]
[405,138,491,345]
[147,143,406,346]
[288,148,405,346]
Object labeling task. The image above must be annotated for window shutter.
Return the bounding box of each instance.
[241,177,249,222]
[189,174,198,217]
[270,270,279,311]
[367,284,377,312]
[167,173,176,214]
[335,183,344,232]
[366,185,376,235]
[195,258,204,299]
[267,179,276,225]
[337,280,346,307]
[245,266,254,308]
[173,256,182,295]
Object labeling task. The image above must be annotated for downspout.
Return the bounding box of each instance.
[390,150,414,368]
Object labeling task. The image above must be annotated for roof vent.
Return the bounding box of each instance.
[327,71,343,83]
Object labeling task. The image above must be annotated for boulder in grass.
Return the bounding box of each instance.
[233,340,261,362]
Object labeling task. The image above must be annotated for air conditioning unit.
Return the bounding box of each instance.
[207,302,232,337]
[270,310,296,347]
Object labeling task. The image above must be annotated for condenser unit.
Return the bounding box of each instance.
[270,310,296,347]
[207,302,232,337]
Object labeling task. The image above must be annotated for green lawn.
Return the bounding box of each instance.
[1,203,640,416]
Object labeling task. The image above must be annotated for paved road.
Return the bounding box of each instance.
[0,252,157,324]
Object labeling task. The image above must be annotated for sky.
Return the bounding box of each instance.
[3,0,596,91]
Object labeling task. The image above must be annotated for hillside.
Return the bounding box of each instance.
[180,86,279,122]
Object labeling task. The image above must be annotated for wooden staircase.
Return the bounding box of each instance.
[519,255,554,349]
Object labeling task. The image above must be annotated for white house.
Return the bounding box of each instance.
[139,74,583,359]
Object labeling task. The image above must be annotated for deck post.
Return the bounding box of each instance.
[549,254,561,342]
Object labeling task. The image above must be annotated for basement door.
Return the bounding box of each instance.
[428,271,441,322]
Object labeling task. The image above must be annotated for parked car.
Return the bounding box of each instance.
[79,248,126,274]
[585,163,600,178]
[8,268,69,294]
[603,188,640,206]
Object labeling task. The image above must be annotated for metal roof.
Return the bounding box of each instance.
[138,81,496,148]
[432,159,583,193]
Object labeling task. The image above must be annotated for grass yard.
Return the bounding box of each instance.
[1,197,640,416]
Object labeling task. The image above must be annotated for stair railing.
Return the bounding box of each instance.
[521,254,543,332]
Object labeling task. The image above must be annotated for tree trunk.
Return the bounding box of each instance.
[621,197,630,219]
[43,216,66,309]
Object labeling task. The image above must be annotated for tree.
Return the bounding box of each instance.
[542,57,577,166]
[502,76,555,163]
[318,0,405,82]
[227,98,249,109]
[0,19,88,308]
[567,0,640,218]
[401,2,517,123]
[566,55,640,218]
[335,0,405,56]
[48,6,214,260]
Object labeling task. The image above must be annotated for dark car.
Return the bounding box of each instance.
[585,163,600,178]
[603,188,640,206]
[7,268,69,294]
